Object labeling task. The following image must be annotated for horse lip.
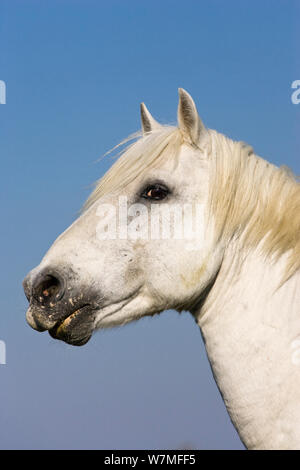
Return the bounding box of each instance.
[48,304,93,345]
[26,305,56,331]
[49,304,90,333]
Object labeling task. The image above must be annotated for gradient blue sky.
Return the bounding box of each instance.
[0,0,299,450]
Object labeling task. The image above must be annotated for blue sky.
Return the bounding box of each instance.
[0,0,299,449]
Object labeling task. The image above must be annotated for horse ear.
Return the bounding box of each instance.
[177,88,205,145]
[140,102,161,134]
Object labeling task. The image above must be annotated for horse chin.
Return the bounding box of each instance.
[48,306,96,347]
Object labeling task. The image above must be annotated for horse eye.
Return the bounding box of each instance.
[141,184,169,201]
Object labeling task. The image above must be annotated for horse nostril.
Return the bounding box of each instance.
[32,273,65,306]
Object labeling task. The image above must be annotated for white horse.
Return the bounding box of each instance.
[23,89,300,450]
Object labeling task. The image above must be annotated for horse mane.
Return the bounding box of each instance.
[207,129,300,281]
[84,125,300,281]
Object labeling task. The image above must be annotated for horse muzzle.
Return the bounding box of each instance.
[23,266,98,346]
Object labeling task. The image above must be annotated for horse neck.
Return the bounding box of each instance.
[194,244,300,449]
